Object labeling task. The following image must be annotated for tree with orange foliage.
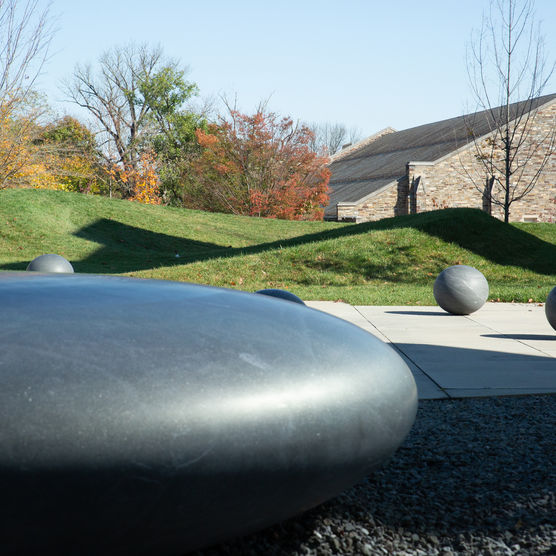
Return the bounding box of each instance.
[184,106,330,220]
[109,151,161,205]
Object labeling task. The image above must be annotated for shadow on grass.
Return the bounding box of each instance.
[0,218,234,273]
[358,208,556,276]
[227,208,555,277]
[1,208,554,276]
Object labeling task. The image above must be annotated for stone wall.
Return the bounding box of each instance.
[336,177,408,222]
[337,100,556,223]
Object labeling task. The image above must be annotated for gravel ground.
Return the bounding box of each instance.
[192,395,556,556]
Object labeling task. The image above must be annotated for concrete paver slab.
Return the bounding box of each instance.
[306,301,556,399]
[467,303,556,357]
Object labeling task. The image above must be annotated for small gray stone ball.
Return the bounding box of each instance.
[433,265,489,315]
[546,286,556,331]
[255,288,305,305]
[26,254,74,273]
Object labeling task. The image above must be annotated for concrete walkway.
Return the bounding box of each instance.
[306,301,556,399]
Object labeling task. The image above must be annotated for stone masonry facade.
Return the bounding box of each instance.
[336,100,556,223]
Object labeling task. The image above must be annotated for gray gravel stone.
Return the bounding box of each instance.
[192,395,556,555]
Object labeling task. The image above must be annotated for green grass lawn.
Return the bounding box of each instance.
[1,188,554,304]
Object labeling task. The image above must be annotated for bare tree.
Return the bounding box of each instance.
[65,45,161,177]
[466,0,555,222]
[0,0,53,188]
[307,122,362,156]
[65,43,198,197]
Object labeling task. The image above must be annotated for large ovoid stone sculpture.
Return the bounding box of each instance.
[26,253,74,273]
[433,264,489,315]
[546,286,556,331]
[256,287,305,305]
[0,273,417,555]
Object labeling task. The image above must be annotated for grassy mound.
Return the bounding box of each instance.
[1,189,554,304]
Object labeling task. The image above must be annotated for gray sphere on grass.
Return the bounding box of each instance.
[546,287,556,331]
[26,254,74,273]
[433,265,489,315]
[256,288,305,305]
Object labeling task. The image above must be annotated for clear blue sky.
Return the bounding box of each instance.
[39,0,556,137]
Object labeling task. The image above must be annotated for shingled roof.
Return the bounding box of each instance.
[325,93,556,218]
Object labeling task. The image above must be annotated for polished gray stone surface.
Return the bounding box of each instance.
[433,265,489,315]
[26,253,74,273]
[256,288,305,305]
[546,286,556,331]
[0,273,417,554]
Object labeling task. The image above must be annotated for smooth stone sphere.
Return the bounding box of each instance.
[0,273,417,555]
[546,286,556,331]
[433,265,489,315]
[26,253,74,273]
[255,288,305,305]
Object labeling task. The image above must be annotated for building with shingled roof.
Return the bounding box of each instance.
[325,94,556,223]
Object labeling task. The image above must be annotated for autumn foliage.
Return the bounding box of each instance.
[110,151,161,205]
[0,99,35,188]
[24,116,104,193]
[185,109,330,220]
[1,94,330,216]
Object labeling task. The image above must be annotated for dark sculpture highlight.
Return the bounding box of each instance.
[0,273,417,554]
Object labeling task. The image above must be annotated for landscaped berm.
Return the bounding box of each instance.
[1,188,554,305]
